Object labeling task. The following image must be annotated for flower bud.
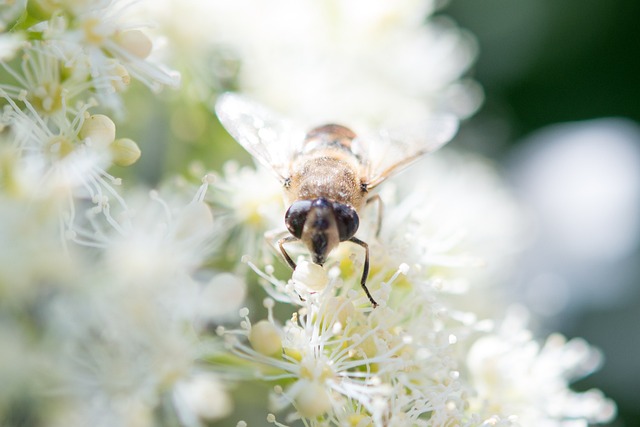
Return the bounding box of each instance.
[249,320,281,356]
[110,138,141,166]
[116,30,153,59]
[80,114,116,148]
[295,381,331,417]
[292,261,328,291]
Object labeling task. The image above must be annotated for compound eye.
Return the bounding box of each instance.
[285,200,312,238]
[333,202,359,241]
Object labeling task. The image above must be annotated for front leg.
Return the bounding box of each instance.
[349,236,378,308]
[277,235,298,270]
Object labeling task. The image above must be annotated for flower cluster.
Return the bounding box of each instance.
[0,2,233,426]
[148,0,615,424]
[0,169,232,426]
[1,0,619,426]
[146,0,482,126]
[0,0,179,225]
[215,152,615,426]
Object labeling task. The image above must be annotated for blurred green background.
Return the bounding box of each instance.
[444,1,640,426]
[447,0,640,151]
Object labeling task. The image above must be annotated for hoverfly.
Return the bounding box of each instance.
[215,93,458,307]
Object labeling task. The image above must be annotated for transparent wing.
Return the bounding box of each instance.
[215,92,305,182]
[362,115,459,189]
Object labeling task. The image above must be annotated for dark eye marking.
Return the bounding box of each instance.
[332,202,359,241]
[285,200,312,238]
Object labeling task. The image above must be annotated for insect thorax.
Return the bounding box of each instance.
[287,152,366,210]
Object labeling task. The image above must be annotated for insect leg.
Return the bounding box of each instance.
[348,236,378,308]
[277,235,298,270]
[265,229,289,260]
[366,194,383,237]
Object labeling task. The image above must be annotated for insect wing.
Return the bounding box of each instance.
[363,115,459,189]
[215,93,304,182]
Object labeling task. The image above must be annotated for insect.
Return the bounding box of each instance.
[215,93,458,307]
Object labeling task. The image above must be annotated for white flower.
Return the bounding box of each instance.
[0,181,76,303]
[292,260,330,292]
[0,92,129,229]
[0,2,619,427]
[0,173,232,425]
[47,290,199,427]
[71,187,215,290]
[223,298,399,424]
[208,161,285,263]
[211,142,615,426]
[0,32,24,60]
[30,0,179,112]
[466,307,616,427]
[1,41,92,116]
[339,150,526,327]
[221,259,477,426]
[145,0,481,125]
[1,2,236,425]
[173,373,234,426]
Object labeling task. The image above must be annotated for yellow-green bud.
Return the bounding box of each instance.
[116,30,153,59]
[80,114,116,148]
[110,138,141,167]
[249,320,281,356]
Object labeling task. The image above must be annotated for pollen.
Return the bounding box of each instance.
[47,135,74,159]
[109,61,131,92]
[28,82,63,114]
